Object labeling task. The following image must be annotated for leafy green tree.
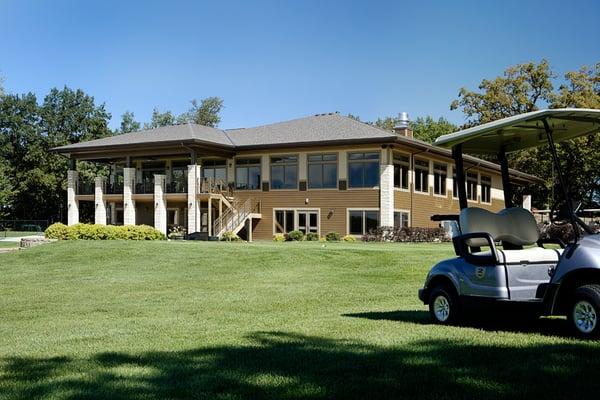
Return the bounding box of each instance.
[177,97,224,127]
[450,60,555,127]
[373,115,456,143]
[346,113,361,121]
[144,108,176,129]
[0,87,111,222]
[118,111,141,133]
[0,157,16,218]
[450,60,600,208]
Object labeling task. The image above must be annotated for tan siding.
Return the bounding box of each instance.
[235,189,379,240]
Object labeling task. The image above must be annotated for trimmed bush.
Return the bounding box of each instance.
[342,235,357,242]
[362,226,449,242]
[273,233,286,242]
[287,230,304,241]
[221,231,242,242]
[325,231,341,242]
[305,232,320,241]
[44,223,69,240]
[45,223,166,240]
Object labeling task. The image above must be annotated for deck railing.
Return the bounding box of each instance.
[197,178,233,197]
[77,178,95,195]
[166,180,188,193]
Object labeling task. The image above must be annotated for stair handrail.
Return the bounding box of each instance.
[213,197,258,236]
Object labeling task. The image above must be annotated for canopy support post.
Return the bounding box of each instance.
[542,118,579,241]
[498,150,513,208]
[452,144,468,210]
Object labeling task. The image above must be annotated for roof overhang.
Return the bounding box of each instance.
[435,108,600,154]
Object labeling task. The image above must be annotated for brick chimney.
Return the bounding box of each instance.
[393,112,413,138]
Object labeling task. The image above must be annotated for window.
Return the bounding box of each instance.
[433,163,447,196]
[394,211,410,228]
[393,154,409,189]
[308,153,337,189]
[414,159,429,193]
[202,159,226,181]
[348,152,380,188]
[274,210,319,234]
[235,158,261,190]
[349,210,379,235]
[271,155,298,189]
[481,175,492,203]
[274,210,295,233]
[467,172,478,201]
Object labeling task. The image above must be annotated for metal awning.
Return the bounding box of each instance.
[434,108,600,154]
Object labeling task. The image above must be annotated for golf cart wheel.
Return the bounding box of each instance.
[428,285,460,325]
[568,284,600,339]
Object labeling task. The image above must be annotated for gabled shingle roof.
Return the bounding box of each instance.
[55,123,234,151]
[53,113,396,152]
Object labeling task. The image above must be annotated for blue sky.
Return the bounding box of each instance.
[1,0,598,129]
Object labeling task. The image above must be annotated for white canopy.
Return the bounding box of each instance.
[434,108,600,154]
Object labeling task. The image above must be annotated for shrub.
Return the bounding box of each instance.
[287,230,304,241]
[305,232,320,241]
[273,233,286,242]
[168,225,186,239]
[362,226,450,242]
[221,231,242,242]
[45,223,166,240]
[44,223,70,240]
[342,235,357,242]
[325,231,341,242]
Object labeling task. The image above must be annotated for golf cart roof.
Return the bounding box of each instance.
[435,108,600,154]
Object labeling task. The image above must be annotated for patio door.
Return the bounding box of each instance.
[297,211,318,234]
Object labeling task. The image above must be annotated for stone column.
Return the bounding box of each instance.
[110,202,117,225]
[379,148,394,228]
[523,195,532,211]
[67,170,79,226]
[123,167,136,225]
[154,174,167,235]
[94,177,107,225]
[187,164,201,233]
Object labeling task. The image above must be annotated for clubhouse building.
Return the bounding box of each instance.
[53,113,537,240]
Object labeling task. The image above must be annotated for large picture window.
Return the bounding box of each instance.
[308,153,337,189]
[467,172,478,201]
[271,155,298,189]
[481,175,492,203]
[414,159,429,193]
[433,163,447,196]
[393,154,409,189]
[202,159,227,181]
[235,158,261,190]
[394,211,410,228]
[349,210,379,235]
[348,152,379,188]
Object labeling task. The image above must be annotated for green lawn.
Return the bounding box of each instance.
[1,241,599,399]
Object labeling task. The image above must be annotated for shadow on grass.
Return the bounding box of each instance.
[343,309,573,337]
[2,331,599,400]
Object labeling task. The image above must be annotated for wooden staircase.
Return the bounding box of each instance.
[213,197,261,238]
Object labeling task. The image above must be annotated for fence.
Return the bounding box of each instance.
[0,220,49,238]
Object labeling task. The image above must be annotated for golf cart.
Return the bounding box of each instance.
[418,108,600,337]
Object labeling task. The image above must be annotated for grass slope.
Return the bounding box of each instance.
[0,241,599,399]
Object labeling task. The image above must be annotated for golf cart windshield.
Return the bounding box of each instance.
[434,109,600,242]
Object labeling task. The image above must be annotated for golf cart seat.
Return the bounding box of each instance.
[460,207,561,264]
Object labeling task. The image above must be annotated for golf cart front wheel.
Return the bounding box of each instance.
[568,284,600,338]
[428,286,460,325]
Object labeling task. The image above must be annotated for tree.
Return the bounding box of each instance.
[0,156,16,219]
[0,87,111,222]
[410,116,457,143]
[144,108,176,129]
[118,111,141,134]
[450,60,600,208]
[372,115,456,143]
[177,97,224,127]
[450,60,554,127]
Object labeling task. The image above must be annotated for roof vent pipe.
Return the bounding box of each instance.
[393,112,412,138]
